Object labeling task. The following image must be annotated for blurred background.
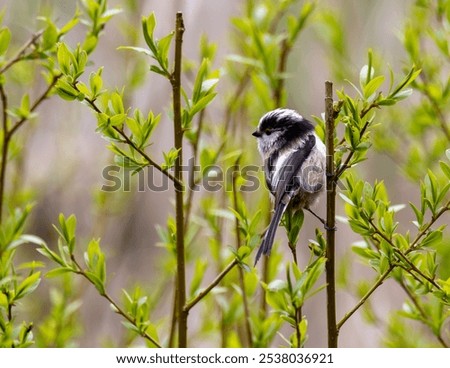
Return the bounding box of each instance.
[1,0,447,347]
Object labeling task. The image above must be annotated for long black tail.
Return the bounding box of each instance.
[254,201,288,265]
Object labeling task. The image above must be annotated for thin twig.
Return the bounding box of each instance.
[285,209,303,348]
[335,102,378,179]
[337,202,450,330]
[0,75,60,223]
[0,30,44,75]
[184,259,239,312]
[9,75,61,137]
[273,37,289,106]
[367,218,443,291]
[337,266,394,330]
[407,201,450,252]
[231,159,253,347]
[398,279,449,348]
[83,96,183,188]
[70,256,162,347]
[418,72,450,142]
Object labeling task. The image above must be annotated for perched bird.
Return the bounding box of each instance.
[252,108,326,265]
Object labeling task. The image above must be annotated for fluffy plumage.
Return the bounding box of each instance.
[252,108,326,265]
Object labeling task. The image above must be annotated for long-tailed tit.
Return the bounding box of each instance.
[252,108,326,265]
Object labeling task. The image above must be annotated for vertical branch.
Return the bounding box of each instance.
[231,159,252,347]
[0,85,9,224]
[285,210,302,348]
[171,12,187,348]
[325,81,338,348]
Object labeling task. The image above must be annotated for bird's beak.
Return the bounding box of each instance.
[252,130,261,138]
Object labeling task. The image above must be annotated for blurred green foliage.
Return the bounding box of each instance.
[0,0,449,348]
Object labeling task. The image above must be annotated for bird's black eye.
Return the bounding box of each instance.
[265,129,272,135]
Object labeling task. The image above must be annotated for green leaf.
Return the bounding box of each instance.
[226,54,261,68]
[162,147,181,171]
[109,113,127,127]
[189,259,208,297]
[287,1,315,44]
[392,88,413,101]
[82,34,98,54]
[150,65,169,77]
[117,46,154,57]
[193,59,209,102]
[46,267,74,278]
[84,238,106,285]
[377,98,397,106]
[425,170,438,206]
[15,272,41,300]
[57,43,72,75]
[89,68,104,98]
[42,21,58,50]
[267,279,287,292]
[36,245,64,266]
[363,75,385,99]
[0,27,11,56]
[360,64,375,88]
[84,271,106,295]
[303,258,326,297]
[339,193,356,206]
[142,13,157,55]
[109,91,125,114]
[157,32,174,68]
[55,79,80,101]
[409,202,424,226]
[189,93,217,118]
[389,67,421,98]
[237,245,251,260]
[60,15,80,35]
[420,230,443,248]
[201,78,219,94]
[8,234,46,251]
[352,243,379,261]
[440,161,450,180]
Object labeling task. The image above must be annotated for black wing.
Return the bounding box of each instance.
[273,134,316,206]
[264,151,278,194]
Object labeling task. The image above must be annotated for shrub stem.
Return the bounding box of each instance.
[170,12,187,348]
[325,81,338,348]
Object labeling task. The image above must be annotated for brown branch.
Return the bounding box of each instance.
[0,84,9,224]
[183,259,239,312]
[0,74,60,223]
[168,277,178,348]
[367,218,441,286]
[171,12,187,348]
[337,265,394,330]
[325,81,338,347]
[338,202,450,331]
[231,160,252,347]
[398,279,449,348]
[83,96,184,188]
[70,256,162,347]
[418,72,450,142]
[9,75,61,137]
[407,200,450,253]
[0,30,44,75]
[335,102,379,179]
